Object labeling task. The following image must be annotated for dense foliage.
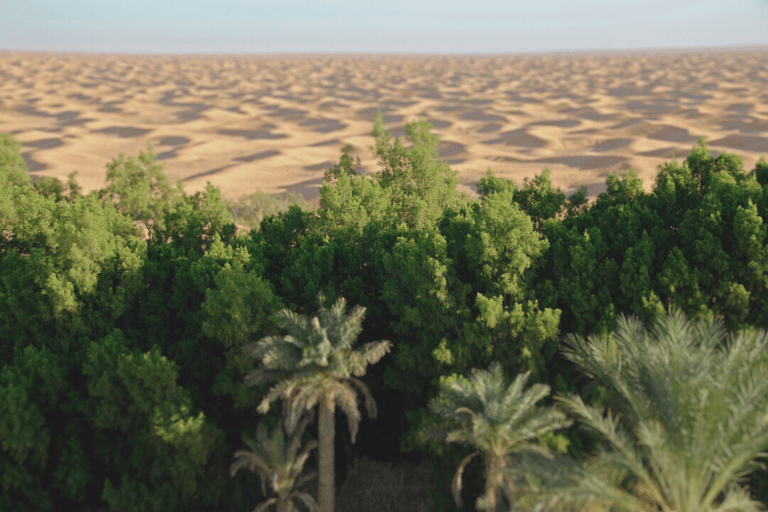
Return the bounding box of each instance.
[2,108,768,511]
[522,309,768,512]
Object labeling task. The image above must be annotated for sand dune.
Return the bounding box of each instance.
[1,48,767,203]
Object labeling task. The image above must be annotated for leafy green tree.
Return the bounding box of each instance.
[477,168,585,229]
[380,230,460,375]
[0,344,70,512]
[201,251,284,411]
[512,167,567,229]
[732,200,768,325]
[0,133,30,188]
[243,295,392,512]
[752,156,768,186]
[82,329,220,512]
[32,171,82,203]
[421,362,571,512]
[531,139,768,338]
[230,415,318,512]
[0,173,144,353]
[318,162,389,239]
[324,143,362,180]
[564,185,589,218]
[0,134,268,512]
[532,309,768,512]
[604,168,644,205]
[381,182,560,395]
[435,186,560,379]
[645,139,767,329]
[369,110,459,231]
[100,143,184,242]
[476,168,516,198]
[534,219,618,337]
[163,182,236,254]
[256,204,315,282]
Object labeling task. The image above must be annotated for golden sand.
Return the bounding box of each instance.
[1,49,767,203]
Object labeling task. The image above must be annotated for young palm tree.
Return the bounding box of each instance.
[230,414,318,512]
[531,308,768,512]
[421,361,572,512]
[242,294,392,512]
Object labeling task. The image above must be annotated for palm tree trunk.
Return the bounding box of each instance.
[483,456,504,512]
[318,400,335,512]
[276,499,294,512]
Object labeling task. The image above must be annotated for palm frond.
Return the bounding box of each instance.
[230,449,272,496]
[331,305,366,351]
[703,423,768,509]
[498,368,529,413]
[507,449,580,491]
[261,340,304,371]
[544,309,768,512]
[253,497,278,512]
[504,381,552,429]
[292,491,320,512]
[346,376,377,419]
[554,392,663,503]
[282,378,326,434]
[285,413,312,464]
[293,470,318,490]
[244,367,291,388]
[445,428,480,446]
[547,449,658,512]
[427,374,482,420]
[346,340,392,376]
[513,407,573,442]
[244,335,288,362]
[451,451,478,508]
[330,380,363,443]
[418,419,453,444]
[536,475,656,512]
[453,406,478,422]
[257,379,298,414]
[562,328,650,426]
[712,483,764,512]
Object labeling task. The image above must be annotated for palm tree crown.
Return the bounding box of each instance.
[242,294,392,512]
[230,414,318,512]
[534,308,768,512]
[423,361,572,512]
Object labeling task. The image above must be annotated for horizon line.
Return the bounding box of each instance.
[2,42,768,59]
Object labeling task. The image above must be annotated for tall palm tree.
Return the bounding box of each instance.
[230,414,318,512]
[421,361,572,512]
[242,294,392,512]
[530,308,768,512]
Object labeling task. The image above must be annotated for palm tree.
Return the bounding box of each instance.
[421,361,572,512]
[531,308,768,512]
[230,414,318,512]
[242,294,392,512]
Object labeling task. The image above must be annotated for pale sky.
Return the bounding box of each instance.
[0,0,767,55]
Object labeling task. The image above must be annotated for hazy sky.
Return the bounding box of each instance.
[1,0,767,55]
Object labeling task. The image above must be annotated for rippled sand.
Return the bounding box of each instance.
[1,48,767,202]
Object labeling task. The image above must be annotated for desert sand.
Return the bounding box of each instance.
[1,48,767,204]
